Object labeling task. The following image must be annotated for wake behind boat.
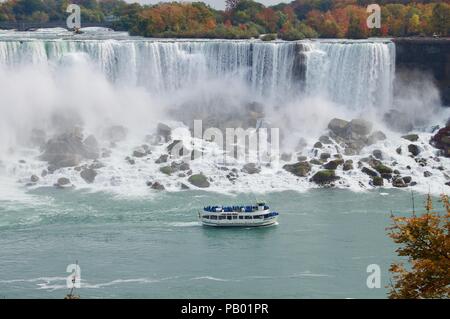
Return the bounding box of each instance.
[199,202,279,227]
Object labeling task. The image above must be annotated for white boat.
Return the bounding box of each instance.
[199,202,278,227]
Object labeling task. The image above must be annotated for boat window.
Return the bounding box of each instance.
[219,216,226,220]
[232,216,237,220]
[253,215,262,219]
[211,215,217,220]
[227,216,232,220]
[204,215,209,219]
[238,216,244,220]
[245,216,252,220]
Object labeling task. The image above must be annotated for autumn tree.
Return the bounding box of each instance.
[387,194,450,299]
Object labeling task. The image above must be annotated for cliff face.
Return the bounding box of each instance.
[394,38,450,106]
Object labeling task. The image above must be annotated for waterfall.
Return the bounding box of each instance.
[0,36,395,108]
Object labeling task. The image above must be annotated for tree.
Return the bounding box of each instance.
[431,3,450,36]
[387,194,450,299]
[225,0,240,12]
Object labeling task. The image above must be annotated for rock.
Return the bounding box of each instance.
[320,153,331,160]
[30,175,39,183]
[373,164,393,175]
[188,174,210,188]
[55,177,71,188]
[372,149,383,160]
[424,171,432,177]
[328,118,349,137]
[323,159,343,170]
[396,147,402,155]
[393,177,407,188]
[430,125,450,157]
[155,154,169,164]
[151,181,165,190]
[408,144,421,156]
[160,166,174,175]
[402,176,412,184]
[446,181,450,187]
[402,134,419,142]
[242,163,261,174]
[309,159,322,165]
[41,169,48,177]
[40,130,99,170]
[319,135,333,144]
[362,167,378,177]
[313,141,323,148]
[181,183,190,190]
[343,160,354,171]
[372,176,384,186]
[381,173,392,180]
[133,148,147,158]
[170,161,190,172]
[125,157,135,165]
[349,119,373,136]
[167,140,189,157]
[80,168,97,184]
[311,170,340,185]
[157,122,171,142]
[283,161,311,177]
[89,160,104,170]
[367,131,387,145]
[103,125,127,143]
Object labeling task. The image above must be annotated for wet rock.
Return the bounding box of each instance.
[319,135,333,144]
[396,147,402,155]
[309,158,322,165]
[157,122,172,142]
[171,161,190,171]
[155,154,169,164]
[424,171,432,177]
[151,181,165,190]
[323,159,343,170]
[283,161,311,177]
[446,181,450,187]
[133,148,147,158]
[349,119,373,136]
[188,174,210,188]
[343,160,354,171]
[402,134,419,142]
[328,118,349,137]
[381,173,392,180]
[362,167,378,177]
[320,153,331,161]
[125,157,135,165]
[242,163,261,174]
[311,170,340,185]
[393,177,407,188]
[40,130,99,170]
[103,125,127,143]
[372,176,384,186]
[372,149,383,160]
[373,164,393,175]
[402,176,412,184]
[80,168,97,184]
[408,144,421,156]
[160,166,174,175]
[55,177,71,188]
[41,169,48,177]
[181,183,190,190]
[313,141,323,149]
[30,175,39,183]
[430,124,450,157]
[367,131,387,145]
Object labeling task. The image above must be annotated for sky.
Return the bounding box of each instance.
[127,0,290,10]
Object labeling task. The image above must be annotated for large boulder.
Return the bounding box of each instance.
[40,130,99,170]
[242,163,261,174]
[283,161,311,177]
[408,144,421,156]
[311,170,340,185]
[188,174,210,188]
[323,159,343,170]
[80,168,97,184]
[430,124,450,157]
[402,134,419,142]
[328,118,349,137]
[349,119,373,136]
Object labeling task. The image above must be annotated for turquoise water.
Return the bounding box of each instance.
[0,188,428,298]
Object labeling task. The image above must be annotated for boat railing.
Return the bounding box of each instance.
[203,205,269,213]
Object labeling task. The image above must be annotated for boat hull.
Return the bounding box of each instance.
[201,216,278,227]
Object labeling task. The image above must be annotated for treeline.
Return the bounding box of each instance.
[0,0,449,39]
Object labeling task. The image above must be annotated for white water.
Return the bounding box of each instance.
[0,28,448,196]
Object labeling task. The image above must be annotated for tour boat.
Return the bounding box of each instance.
[199,202,278,227]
